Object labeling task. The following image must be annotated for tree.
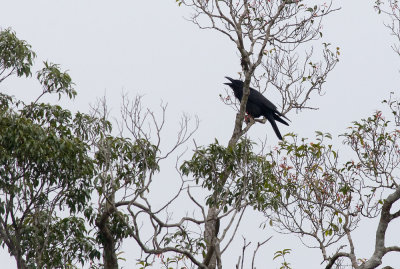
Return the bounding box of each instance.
[0,28,35,83]
[75,1,340,268]
[87,94,199,269]
[3,1,400,268]
[0,28,100,268]
[0,27,202,269]
[264,95,400,269]
[68,1,339,269]
[176,0,339,268]
[257,1,400,267]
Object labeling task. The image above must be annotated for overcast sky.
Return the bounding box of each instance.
[1,0,400,268]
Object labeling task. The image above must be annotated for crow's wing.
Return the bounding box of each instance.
[248,87,277,111]
[249,87,290,122]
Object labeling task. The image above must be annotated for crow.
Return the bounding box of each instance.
[224,76,289,140]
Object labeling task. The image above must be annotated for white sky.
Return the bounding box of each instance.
[1,0,400,268]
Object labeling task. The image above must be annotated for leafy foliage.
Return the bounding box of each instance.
[265,97,400,268]
[266,132,353,243]
[0,28,101,267]
[0,93,98,267]
[37,61,76,100]
[16,213,100,268]
[0,28,36,82]
[94,137,159,195]
[181,139,280,211]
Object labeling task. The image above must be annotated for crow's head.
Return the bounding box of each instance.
[224,76,243,88]
[224,76,244,98]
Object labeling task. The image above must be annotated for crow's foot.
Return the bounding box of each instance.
[244,114,255,124]
[244,114,251,123]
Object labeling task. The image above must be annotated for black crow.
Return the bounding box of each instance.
[224,76,289,140]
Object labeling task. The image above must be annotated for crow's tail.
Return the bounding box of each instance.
[266,113,283,140]
[276,111,290,122]
[274,114,289,126]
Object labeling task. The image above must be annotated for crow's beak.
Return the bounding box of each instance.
[224,76,234,86]
[225,76,234,82]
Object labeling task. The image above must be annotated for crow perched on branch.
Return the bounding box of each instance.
[224,76,290,140]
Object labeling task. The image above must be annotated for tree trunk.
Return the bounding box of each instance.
[203,207,220,269]
[97,214,118,269]
[102,234,118,269]
[15,251,27,269]
[96,199,118,269]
